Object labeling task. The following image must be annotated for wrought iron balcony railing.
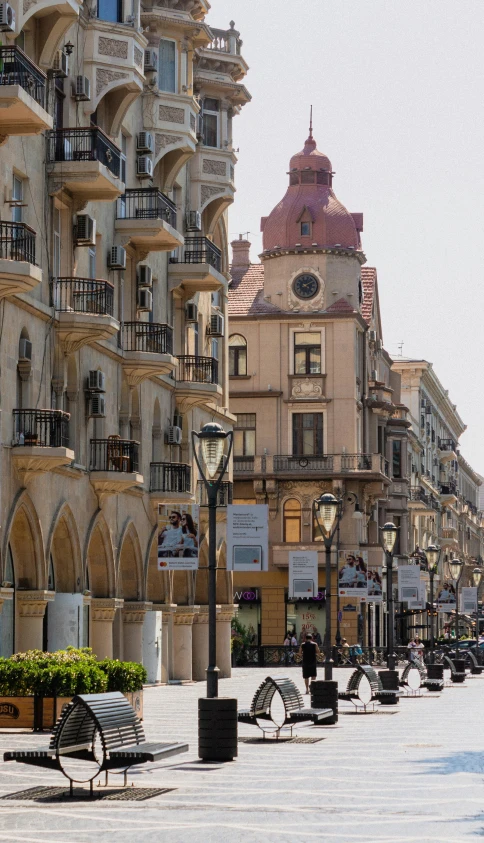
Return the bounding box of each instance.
[0,222,36,264]
[439,438,457,452]
[197,480,233,507]
[90,438,139,473]
[51,277,114,315]
[169,237,222,272]
[150,462,191,494]
[176,355,218,384]
[273,455,334,472]
[47,127,121,179]
[116,189,177,228]
[122,322,173,355]
[233,456,255,473]
[0,46,47,109]
[13,409,70,448]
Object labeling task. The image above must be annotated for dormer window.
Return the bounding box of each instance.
[301,221,311,237]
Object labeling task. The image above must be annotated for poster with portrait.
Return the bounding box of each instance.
[226,504,269,571]
[338,550,368,598]
[397,565,420,602]
[367,567,383,603]
[460,586,478,614]
[157,504,199,571]
[436,580,457,612]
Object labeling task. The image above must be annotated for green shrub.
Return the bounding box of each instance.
[98,659,147,692]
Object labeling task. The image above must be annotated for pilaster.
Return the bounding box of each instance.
[91,597,124,659]
[172,605,199,681]
[17,590,55,652]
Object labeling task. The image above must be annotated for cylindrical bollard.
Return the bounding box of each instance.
[378,669,400,704]
[310,680,338,724]
[198,697,238,762]
[451,659,466,683]
[427,664,444,680]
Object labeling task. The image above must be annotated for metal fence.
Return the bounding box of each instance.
[170,237,222,272]
[150,462,191,494]
[89,438,139,473]
[232,645,412,669]
[47,127,121,178]
[122,322,173,355]
[0,222,36,264]
[50,277,114,315]
[197,480,233,507]
[13,409,70,448]
[177,355,218,384]
[116,189,177,228]
[274,455,333,472]
[0,46,47,109]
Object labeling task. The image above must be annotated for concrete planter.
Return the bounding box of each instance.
[0,690,144,730]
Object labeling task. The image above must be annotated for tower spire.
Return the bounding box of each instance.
[309,104,313,139]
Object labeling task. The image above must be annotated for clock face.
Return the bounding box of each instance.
[293,273,319,300]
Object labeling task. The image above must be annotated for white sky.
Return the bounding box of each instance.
[208,0,484,475]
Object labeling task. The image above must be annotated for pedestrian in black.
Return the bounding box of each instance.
[299,633,320,693]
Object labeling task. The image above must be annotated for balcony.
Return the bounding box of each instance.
[408,486,440,514]
[233,456,255,474]
[169,237,226,296]
[274,455,334,473]
[175,355,222,411]
[197,480,233,507]
[0,47,53,138]
[0,222,42,299]
[440,481,458,506]
[11,409,74,485]
[115,189,183,258]
[51,277,119,353]
[241,453,390,483]
[150,462,193,506]
[438,439,458,463]
[47,128,123,203]
[201,25,249,83]
[190,147,237,230]
[121,322,176,386]
[89,437,143,501]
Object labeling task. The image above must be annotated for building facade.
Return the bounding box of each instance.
[228,128,409,650]
[0,0,249,680]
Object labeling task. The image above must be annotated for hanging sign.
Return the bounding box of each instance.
[338,550,368,599]
[367,567,383,603]
[436,580,457,612]
[226,504,269,571]
[408,580,427,610]
[397,565,420,602]
[460,586,478,614]
[289,551,318,599]
[157,504,199,571]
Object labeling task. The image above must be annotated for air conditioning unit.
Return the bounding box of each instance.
[208,313,224,337]
[138,288,152,312]
[75,213,96,246]
[0,2,15,31]
[167,425,182,445]
[185,302,198,322]
[376,339,383,351]
[88,370,106,392]
[144,49,157,71]
[73,76,91,102]
[108,245,126,270]
[137,132,154,154]
[137,156,153,179]
[52,49,68,78]
[138,265,152,287]
[186,210,202,232]
[370,369,378,381]
[368,329,376,342]
[89,393,106,418]
[19,338,32,361]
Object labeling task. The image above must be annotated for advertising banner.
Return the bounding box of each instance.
[436,581,457,612]
[289,551,318,599]
[338,550,368,598]
[226,504,269,571]
[460,586,478,614]
[397,565,420,602]
[408,580,427,610]
[367,567,383,603]
[157,504,200,571]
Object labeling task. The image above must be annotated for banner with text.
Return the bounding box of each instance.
[408,580,427,610]
[338,550,368,599]
[226,504,269,571]
[460,586,478,614]
[157,503,199,571]
[397,565,420,602]
[289,551,318,599]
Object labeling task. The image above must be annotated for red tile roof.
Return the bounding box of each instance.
[323,297,356,314]
[228,263,282,316]
[361,266,376,325]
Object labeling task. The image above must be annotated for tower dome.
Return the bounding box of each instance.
[261,125,362,253]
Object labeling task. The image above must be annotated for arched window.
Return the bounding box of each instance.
[229,334,247,376]
[283,499,301,543]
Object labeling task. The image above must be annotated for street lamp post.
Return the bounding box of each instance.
[449,558,463,656]
[192,422,233,699]
[313,493,341,681]
[381,522,398,671]
[473,566,482,663]
[425,544,441,662]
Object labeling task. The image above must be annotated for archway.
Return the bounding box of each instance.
[5,493,44,652]
[85,515,116,659]
[116,522,143,662]
[45,505,85,651]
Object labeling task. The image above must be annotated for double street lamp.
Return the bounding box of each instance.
[381,522,398,670]
[425,544,441,662]
[449,557,463,655]
[192,422,233,699]
[473,566,482,662]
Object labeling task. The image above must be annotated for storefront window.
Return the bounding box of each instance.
[286,599,325,645]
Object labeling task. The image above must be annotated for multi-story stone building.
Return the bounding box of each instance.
[228,127,409,650]
[0,0,249,680]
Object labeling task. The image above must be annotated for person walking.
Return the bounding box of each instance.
[299,633,320,693]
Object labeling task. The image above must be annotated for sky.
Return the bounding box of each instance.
[207,0,484,475]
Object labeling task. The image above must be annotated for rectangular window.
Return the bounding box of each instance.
[292,413,323,456]
[88,247,96,280]
[202,98,219,147]
[12,175,23,224]
[294,332,321,375]
[53,206,61,278]
[301,221,311,236]
[159,39,177,93]
[229,335,247,376]
[211,338,219,360]
[234,414,256,456]
[392,440,402,479]
[97,0,122,23]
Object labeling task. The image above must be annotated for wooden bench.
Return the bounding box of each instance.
[443,655,466,683]
[4,691,188,795]
[237,676,333,738]
[338,664,401,709]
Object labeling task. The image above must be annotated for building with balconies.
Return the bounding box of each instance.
[228,125,408,649]
[0,0,249,684]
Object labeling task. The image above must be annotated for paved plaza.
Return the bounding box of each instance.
[0,668,483,841]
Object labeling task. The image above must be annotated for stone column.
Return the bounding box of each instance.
[159,604,176,684]
[172,606,199,681]
[17,591,55,652]
[216,604,237,679]
[122,602,152,664]
[90,598,124,659]
[192,605,222,682]
[0,588,13,612]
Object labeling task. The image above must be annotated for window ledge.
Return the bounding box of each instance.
[230,375,251,380]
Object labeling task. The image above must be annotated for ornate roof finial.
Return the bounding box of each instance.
[309,104,313,139]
